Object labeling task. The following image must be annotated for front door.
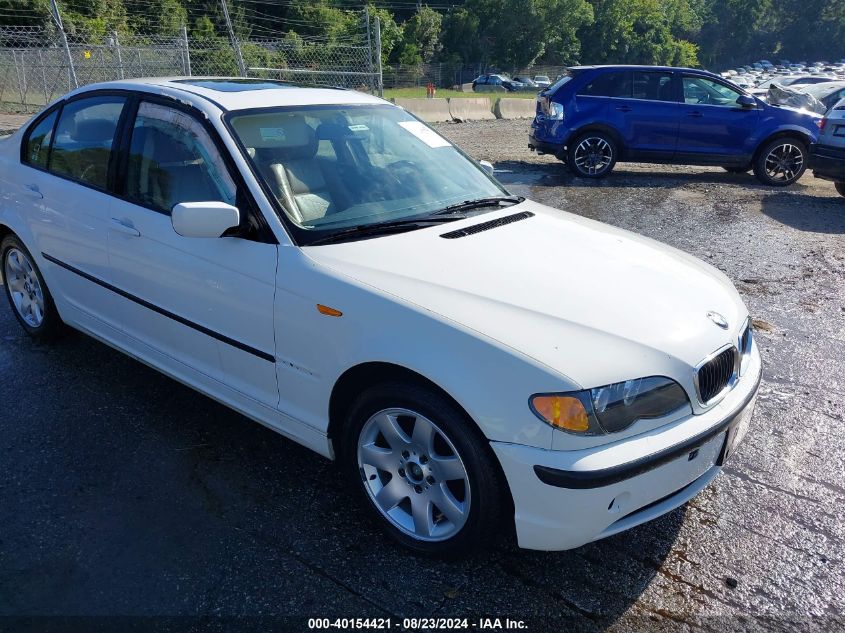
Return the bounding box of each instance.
[677,75,760,162]
[107,98,279,407]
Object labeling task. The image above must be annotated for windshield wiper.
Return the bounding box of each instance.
[306,215,466,246]
[432,195,524,216]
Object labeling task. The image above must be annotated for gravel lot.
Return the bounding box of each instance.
[1,118,844,631]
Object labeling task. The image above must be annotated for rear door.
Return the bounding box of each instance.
[607,70,680,159]
[677,75,760,162]
[25,93,128,333]
[107,96,279,407]
[575,69,632,131]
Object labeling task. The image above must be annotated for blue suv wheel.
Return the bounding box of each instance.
[568,131,618,178]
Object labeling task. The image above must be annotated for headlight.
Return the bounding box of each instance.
[530,376,689,435]
[548,102,565,120]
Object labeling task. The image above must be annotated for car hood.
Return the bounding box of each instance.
[303,200,747,389]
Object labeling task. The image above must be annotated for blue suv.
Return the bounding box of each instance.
[529,65,821,186]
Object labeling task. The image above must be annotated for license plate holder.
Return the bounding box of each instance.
[717,392,757,465]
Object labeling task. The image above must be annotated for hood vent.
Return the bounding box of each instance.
[441,211,534,239]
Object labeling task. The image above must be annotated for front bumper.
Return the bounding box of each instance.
[492,350,762,551]
[809,142,845,182]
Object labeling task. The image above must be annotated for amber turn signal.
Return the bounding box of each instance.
[317,304,343,317]
[530,395,590,432]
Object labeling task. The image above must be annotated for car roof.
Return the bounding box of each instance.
[567,65,715,75]
[64,77,386,112]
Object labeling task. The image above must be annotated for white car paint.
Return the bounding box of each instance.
[0,78,761,550]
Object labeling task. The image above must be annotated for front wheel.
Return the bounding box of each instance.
[568,132,617,178]
[835,182,845,197]
[753,137,807,186]
[341,382,506,556]
[1,235,63,341]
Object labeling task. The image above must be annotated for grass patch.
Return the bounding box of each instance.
[383,87,536,100]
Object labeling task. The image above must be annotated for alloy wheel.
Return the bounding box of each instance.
[4,248,45,328]
[764,143,804,183]
[357,408,471,542]
[573,136,613,175]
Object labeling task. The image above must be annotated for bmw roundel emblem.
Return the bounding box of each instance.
[706,311,729,329]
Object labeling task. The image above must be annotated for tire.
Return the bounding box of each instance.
[835,182,845,197]
[722,164,751,174]
[567,131,617,178]
[753,137,807,186]
[1,235,63,341]
[340,381,506,557]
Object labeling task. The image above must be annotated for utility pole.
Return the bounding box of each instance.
[181,24,192,76]
[50,0,77,88]
[374,16,383,98]
[111,31,124,80]
[364,7,373,91]
[219,0,247,77]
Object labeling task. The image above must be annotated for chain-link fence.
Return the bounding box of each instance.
[380,62,570,90]
[0,19,381,113]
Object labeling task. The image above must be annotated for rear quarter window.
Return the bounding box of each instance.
[23,109,58,169]
[577,72,632,97]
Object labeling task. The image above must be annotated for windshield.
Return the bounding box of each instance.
[228,104,506,243]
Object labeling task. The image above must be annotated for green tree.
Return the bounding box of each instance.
[440,8,482,64]
[400,5,442,63]
[459,0,592,70]
[125,0,186,35]
[0,0,50,27]
[578,0,700,66]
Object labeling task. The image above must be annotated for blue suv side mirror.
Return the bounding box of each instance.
[737,95,757,108]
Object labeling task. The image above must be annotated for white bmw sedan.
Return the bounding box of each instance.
[0,78,761,555]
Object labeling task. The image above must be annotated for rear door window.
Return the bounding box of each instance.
[49,95,126,189]
[578,71,632,97]
[632,72,676,102]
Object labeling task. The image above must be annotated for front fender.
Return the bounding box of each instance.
[273,248,567,450]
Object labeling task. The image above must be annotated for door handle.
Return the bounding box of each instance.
[22,183,43,199]
[110,218,140,237]
[687,111,703,118]
[616,105,632,112]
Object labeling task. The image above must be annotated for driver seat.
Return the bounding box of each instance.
[239,115,335,223]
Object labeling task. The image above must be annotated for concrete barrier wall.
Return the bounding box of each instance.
[494,97,537,119]
[392,98,452,123]
[449,97,495,121]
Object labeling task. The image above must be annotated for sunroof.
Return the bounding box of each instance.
[173,79,296,92]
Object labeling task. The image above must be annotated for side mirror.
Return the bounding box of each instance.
[171,201,240,238]
[479,160,495,177]
[737,95,757,108]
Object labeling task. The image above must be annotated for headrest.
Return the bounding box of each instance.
[234,114,316,150]
[73,118,116,144]
[316,122,362,140]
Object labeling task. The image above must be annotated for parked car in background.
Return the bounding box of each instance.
[798,81,845,112]
[530,65,820,185]
[809,97,845,196]
[1,78,762,555]
[472,74,524,92]
[533,75,551,88]
[512,76,539,90]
